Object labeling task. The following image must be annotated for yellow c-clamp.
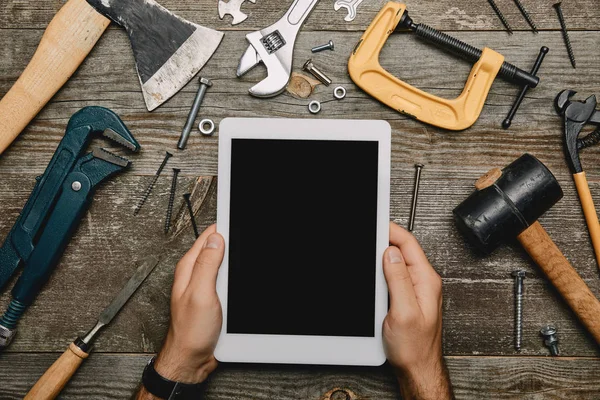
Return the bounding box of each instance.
[348,2,540,130]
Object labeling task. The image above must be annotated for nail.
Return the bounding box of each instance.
[388,247,404,264]
[205,234,221,249]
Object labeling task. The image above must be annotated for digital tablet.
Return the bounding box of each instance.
[215,118,390,366]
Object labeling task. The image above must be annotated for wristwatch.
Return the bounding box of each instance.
[142,356,206,399]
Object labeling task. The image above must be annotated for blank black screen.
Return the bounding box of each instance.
[227,139,378,337]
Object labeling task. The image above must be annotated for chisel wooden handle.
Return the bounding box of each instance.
[24,342,89,400]
[573,172,600,268]
[0,0,109,154]
[518,221,600,344]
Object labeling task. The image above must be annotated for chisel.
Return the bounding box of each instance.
[25,256,160,400]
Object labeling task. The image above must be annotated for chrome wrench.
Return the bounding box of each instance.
[237,0,320,97]
[334,0,365,22]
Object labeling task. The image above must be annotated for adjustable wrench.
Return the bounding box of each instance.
[237,0,320,97]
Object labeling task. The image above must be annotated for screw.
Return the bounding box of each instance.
[511,270,526,351]
[134,151,172,216]
[164,168,181,234]
[303,59,332,86]
[178,77,212,150]
[512,0,537,32]
[408,164,424,232]
[311,40,334,53]
[502,46,549,129]
[486,0,513,34]
[183,193,199,238]
[554,3,576,68]
[540,325,560,356]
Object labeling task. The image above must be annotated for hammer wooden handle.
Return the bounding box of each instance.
[573,172,600,269]
[0,0,109,154]
[24,342,89,400]
[518,221,600,344]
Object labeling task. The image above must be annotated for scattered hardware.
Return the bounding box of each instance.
[134,152,172,216]
[511,270,526,351]
[287,72,321,98]
[540,325,560,356]
[408,163,424,232]
[312,40,335,53]
[454,154,600,345]
[303,59,332,86]
[165,169,181,234]
[0,107,140,349]
[334,0,365,22]
[553,2,576,68]
[199,119,216,136]
[308,100,322,114]
[348,2,543,130]
[0,0,223,155]
[25,256,159,399]
[218,0,256,25]
[503,47,549,129]
[555,90,600,266]
[179,77,212,150]
[183,193,200,238]
[512,0,537,32]
[486,0,513,34]
[237,0,319,97]
[333,86,346,100]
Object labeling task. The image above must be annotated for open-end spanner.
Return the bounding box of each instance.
[334,0,365,22]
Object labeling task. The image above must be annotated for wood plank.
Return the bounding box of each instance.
[1,354,600,399]
[0,0,596,31]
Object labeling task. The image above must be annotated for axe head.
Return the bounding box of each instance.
[87,0,224,111]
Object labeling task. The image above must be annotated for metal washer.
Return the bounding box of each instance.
[334,86,346,100]
[199,119,215,136]
[308,100,321,114]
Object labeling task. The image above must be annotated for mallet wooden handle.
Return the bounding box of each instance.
[24,342,89,400]
[573,172,600,269]
[0,0,109,154]
[518,221,600,344]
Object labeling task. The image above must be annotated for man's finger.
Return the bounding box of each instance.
[187,233,225,294]
[173,225,216,297]
[383,246,419,313]
[389,222,430,267]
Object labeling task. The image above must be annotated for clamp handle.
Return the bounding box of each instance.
[348,2,504,130]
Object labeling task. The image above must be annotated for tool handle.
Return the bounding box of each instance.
[24,342,89,400]
[517,221,600,344]
[573,172,600,268]
[0,0,109,154]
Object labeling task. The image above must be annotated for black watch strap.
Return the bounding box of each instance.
[142,356,205,399]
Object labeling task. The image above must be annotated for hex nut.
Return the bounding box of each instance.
[308,100,321,114]
[334,86,346,100]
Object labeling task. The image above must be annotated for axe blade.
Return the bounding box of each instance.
[87,0,224,111]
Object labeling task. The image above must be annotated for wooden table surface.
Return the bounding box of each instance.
[1,0,600,398]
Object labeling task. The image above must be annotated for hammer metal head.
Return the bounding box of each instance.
[453,154,563,253]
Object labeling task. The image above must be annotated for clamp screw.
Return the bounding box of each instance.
[134,151,172,216]
[540,325,560,356]
[303,59,332,86]
[311,40,334,53]
[511,270,526,351]
[179,77,212,150]
[164,168,181,234]
[408,164,424,232]
[553,2,576,68]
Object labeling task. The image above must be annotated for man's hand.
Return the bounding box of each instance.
[383,222,454,400]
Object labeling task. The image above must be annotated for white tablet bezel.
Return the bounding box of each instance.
[215,118,391,366]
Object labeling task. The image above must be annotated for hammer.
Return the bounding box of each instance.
[454,154,600,345]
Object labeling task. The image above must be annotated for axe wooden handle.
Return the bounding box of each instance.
[0,0,109,154]
[518,221,600,344]
[24,342,89,400]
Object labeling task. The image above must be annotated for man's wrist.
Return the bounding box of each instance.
[154,342,218,384]
[396,358,454,400]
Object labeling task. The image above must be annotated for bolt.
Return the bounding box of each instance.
[183,193,200,238]
[408,164,424,232]
[511,270,526,351]
[540,325,560,356]
[311,40,334,53]
[553,3,576,68]
[178,77,212,150]
[134,151,172,216]
[486,0,513,34]
[512,0,537,32]
[303,59,332,86]
[164,168,181,234]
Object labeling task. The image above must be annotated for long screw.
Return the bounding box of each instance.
[133,151,172,216]
[511,270,526,351]
[487,0,513,34]
[303,59,332,86]
[178,77,212,150]
[408,164,424,232]
[512,0,537,32]
[183,193,199,238]
[553,2,576,68]
[540,325,560,356]
[164,168,181,234]
[311,40,335,53]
